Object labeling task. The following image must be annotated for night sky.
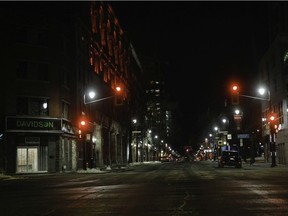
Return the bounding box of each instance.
[111,1,271,147]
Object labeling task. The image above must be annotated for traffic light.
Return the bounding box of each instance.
[80,119,86,127]
[115,86,123,105]
[78,116,87,139]
[231,84,239,105]
[269,114,277,134]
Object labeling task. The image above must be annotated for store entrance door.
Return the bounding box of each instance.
[16,147,38,173]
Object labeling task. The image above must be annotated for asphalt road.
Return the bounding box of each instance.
[0,160,288,216]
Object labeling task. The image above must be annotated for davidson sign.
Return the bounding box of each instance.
[6,117,62,131]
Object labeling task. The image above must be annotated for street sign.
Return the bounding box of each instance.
[237,134,250,139]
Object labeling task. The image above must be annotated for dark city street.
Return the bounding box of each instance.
[1,160,288,216]
[1,2,288,216]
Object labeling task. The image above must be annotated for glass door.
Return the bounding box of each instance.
[17,147,38,173]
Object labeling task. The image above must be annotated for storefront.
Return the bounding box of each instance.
[5,116,77,174]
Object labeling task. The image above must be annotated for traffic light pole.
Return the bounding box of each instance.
[270,133,276,167]
[239,94,270,101]
[84,95,114,104]
[231,85,276,167]
[240,89,276,167]
[81,86,124,169]
[83,86,123,105]
[83,136,87,170]
[269,90,277,167]
[270,115,277,167]
[249,89,277,167]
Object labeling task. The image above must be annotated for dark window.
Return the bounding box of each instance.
[16,61,49,81]
[38,63,49,81]
[17,97,28,115]
[16,61,28,79]
[37,30,48,46]
[15,28,48,46]
[15,28,27,43]
[61,68,70,88]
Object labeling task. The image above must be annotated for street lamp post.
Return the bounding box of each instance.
[154,135,159,161]
[229,84,276,166]
[84,86,122,105]
[214,126,219,160]
[132,119,139,162]
[79,113,89,170]
[258,87,276,167]
[81,87,123,169]
[84,91,114,104]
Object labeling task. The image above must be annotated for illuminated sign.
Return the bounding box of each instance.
[237,134,250,139]
[6,117,61,131]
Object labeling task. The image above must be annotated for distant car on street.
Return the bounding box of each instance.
[218,150,242,168]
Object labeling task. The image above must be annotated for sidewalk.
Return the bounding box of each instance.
[0,162,145,180]
[231,156,288,170]
[0,173,16,180]
[208,155,288,170]
[253,156,265,163]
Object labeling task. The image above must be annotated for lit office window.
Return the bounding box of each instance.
[17,97,49,116]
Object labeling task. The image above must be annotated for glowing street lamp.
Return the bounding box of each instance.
[81,85,123,169]
[258,87,270,101]
[84,90,113,104]
[83,86,123,105]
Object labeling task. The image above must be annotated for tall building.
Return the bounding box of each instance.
[0,1,144,174]
[141,58,176,161]
[259,2,288,165]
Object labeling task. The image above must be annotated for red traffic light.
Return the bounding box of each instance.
[232,84,239,91]
[116,86,121,92]
[80,120,86,126]
[79,116,87,129]
[79,118,87,138]
[269,113,276,121]
[231,84,239,105]
[269,114,277,134]
[269,115,276,121]
[115,85,123,105]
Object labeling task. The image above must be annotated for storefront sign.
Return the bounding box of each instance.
[6,117,61,131]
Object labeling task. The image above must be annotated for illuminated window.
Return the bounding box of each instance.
[17,97,49,116]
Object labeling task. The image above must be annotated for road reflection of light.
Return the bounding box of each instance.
[46,179,135,200]
[237,181,288,206]
[51,180,100,187]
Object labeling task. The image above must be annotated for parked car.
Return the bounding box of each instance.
[218,150,242,168]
